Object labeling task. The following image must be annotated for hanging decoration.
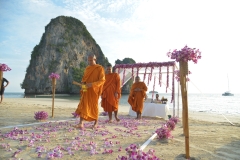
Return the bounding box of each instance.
[166,66,169,93]
[159,66,162,87]
[143,66,147,82]
[115,61,175,101]
[152,75,156,100]
[131,65,134,79]
[171,66,175,103]
[122,68,126,86]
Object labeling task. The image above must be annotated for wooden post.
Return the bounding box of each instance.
[180,63,186,135]
[51,78,56,118]
[0,71,3,91]
[179,60,190,159]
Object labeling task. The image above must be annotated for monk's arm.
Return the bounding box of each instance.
[115,74,121,98]
[91,67,105,95]
[143,83,148,92]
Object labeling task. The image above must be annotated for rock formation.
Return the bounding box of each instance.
[21,16,109,94]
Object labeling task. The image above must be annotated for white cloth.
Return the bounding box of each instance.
[129,102,169,120]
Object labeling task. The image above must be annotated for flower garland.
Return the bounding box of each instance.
[166,66,169,93]
[143,67,147,82]
[159,66,162,87]
[0,63,11,71]
[122,68,126,86]
[171,66,175,103]
[115,62,175,102]
[152,75,156,100]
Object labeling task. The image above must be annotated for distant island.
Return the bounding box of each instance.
[149,91,158,93]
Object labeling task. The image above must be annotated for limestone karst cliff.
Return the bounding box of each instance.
[21,16,109,94]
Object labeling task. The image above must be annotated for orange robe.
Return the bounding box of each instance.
[101,73,121,112]
[75,64,105,121]
[128,82,148,113]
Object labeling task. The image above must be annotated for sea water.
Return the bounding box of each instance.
[4,92,240,116]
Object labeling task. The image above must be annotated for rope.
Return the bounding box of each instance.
[189,80,202,93]
[221,114,235,125]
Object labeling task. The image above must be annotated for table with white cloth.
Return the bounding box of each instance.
[128,102,170,120]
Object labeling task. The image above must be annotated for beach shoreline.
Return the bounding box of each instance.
[0,98,240,159]
[1,98,239,125]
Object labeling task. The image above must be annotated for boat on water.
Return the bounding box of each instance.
[222,74,234,96]
[149,91,158,93]
[222,91,234,96]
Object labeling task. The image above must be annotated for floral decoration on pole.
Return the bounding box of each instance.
[0,63,11,90]
[167,45,201,159]
[167,45,201,75]
[49,73,60,118]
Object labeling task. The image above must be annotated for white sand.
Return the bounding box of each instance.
[0,98,240,160]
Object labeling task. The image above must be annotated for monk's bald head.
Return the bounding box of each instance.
[87,54,96,66]
[106,64,112,74]
[135,76,140,82]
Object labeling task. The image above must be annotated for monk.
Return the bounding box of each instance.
[101,64,121,123]
[74,54,105,129]
[128,76,148,120]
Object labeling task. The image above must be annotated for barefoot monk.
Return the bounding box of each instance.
[101,64,121,122]
[74,54,105,129]
[128,76,148,120]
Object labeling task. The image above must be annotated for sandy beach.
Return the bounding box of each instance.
[0,98,240,160]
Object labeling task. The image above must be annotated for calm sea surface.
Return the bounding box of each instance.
[4,92,240,116]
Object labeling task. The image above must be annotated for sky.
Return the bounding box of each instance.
[0,0,240,94]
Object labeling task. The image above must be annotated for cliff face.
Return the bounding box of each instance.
[21,16,109,94]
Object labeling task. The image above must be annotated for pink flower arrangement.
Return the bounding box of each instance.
[166,120,176,131]
[48,73,60,79]
[117,144,160,160]
[169,116,180,124]
[34,111,48,121]
[155,125,172,140]
[174,70,191,81]
[167,45,201,64]
[0,63,11,71]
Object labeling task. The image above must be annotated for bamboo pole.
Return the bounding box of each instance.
[180,60,190,159]
[0,71,3,91]
[51,78,56,118]
[180,63,186,135]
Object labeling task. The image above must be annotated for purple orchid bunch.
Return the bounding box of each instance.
[174,70,191,81]
[155,125,172,140]
[72,112,79,118]
[34,111,48,121]
[0,63,11,71]
[49,72,60,79]
[100,111,108,116]
[117,144,160,160]
[167,45,201,64]
[169,116,180,124]
[166,120,176,131]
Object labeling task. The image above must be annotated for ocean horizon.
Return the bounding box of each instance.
[4,92,240,116]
